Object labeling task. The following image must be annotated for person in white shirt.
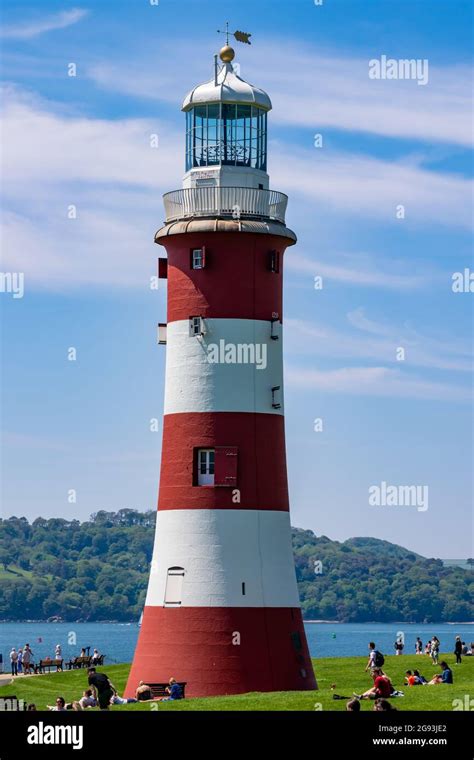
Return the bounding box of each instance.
[9,648,18,676]
[79,690,97,709]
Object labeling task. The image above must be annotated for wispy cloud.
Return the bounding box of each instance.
[286,312,472,374]
[1,8,88,40]
[1,86,181,288]
[86,40,473,148]
[259,44,473,149]
[271,143,473,231]
[285,365,471,402]
[287,251,428,290]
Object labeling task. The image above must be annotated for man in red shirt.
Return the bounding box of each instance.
[354,668,394,700]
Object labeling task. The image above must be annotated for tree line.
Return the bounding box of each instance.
[0,511,472,623]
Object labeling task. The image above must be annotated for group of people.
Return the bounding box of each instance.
[47,669,184,711]
[9,644,34,676]
[8,643,104,676]
[344,639,458,710]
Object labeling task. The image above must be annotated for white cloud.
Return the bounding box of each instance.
[287,251,427,290]
[1,86,182,288]
[1,8,88,40]
[261,46,472,148]
[285,365,471,402]
[270,143,472,230]
[285,313,472,374]
[86,41,473,148]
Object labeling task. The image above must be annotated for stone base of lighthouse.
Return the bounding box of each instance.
[125,606,316,697]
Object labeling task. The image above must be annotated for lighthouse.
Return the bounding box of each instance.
[125,38,317,698]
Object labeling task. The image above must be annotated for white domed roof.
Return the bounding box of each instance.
[182,61,272,112]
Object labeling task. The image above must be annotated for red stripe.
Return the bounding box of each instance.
[158,412,289,511]
[125,606,317,697]
[159,232,291,323]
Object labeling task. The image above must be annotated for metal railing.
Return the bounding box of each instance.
[163,187,288,224]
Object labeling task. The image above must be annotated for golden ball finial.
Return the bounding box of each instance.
[219,45,235,63]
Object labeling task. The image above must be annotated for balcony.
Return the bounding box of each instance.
[162,187,288,225]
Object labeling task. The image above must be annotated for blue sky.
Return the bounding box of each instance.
[1,0,472,558]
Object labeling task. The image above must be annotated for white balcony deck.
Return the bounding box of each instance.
[163,187,288,225]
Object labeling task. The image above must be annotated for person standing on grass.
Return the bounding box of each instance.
[415,637,423,654]
[454,636,463,664]
[17,647,23,674]
[9,648,18,676]
[22,644,33,674]
[430,636,440,665]
[394,637,404,656]
[365,642,383,672]
[87,667,114,711]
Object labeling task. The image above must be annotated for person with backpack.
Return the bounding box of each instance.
[365,642,384,672]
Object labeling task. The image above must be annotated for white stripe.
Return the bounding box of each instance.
[145,509,300,608]
[164,318,284,415]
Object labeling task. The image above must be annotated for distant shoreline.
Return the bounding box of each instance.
[1,619,473,625]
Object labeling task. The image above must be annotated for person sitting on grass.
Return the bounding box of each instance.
[414,669,427,684]
[47,697,67,711]
[135,681,153,701]
[374,698,397,711]
[428,661,453,685]
[404,670,418,686]
[110,693,138,705]
[87,667,114,710]
[161,678,183,701]
[354,667,394,700]
[66,688,97,710]
[346,698,361,712]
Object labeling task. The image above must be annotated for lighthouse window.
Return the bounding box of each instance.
[197,449,215,486]
[186,104,267,171]
[189,316,204,337]
[191,248,205,270]
[269,250,280,273]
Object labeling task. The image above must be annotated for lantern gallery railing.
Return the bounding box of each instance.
[163,187,288,224]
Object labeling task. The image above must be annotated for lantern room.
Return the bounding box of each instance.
[181,45,272,190]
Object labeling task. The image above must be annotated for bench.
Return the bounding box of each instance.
[91,654,106,666]
[148,682,186,699]
[66,656,92,670]
[39,658,63,673]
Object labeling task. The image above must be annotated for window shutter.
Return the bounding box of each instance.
[158,258,168,278]
[214,446,238,486]
[201,245,207,268]
[164,567,184,606]
[158,323,167,345]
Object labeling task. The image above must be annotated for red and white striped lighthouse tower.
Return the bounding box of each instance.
[125,39,316,698]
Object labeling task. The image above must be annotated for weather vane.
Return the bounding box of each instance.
[217,21,252,46]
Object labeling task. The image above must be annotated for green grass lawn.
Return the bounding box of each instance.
[1,654,472,711]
